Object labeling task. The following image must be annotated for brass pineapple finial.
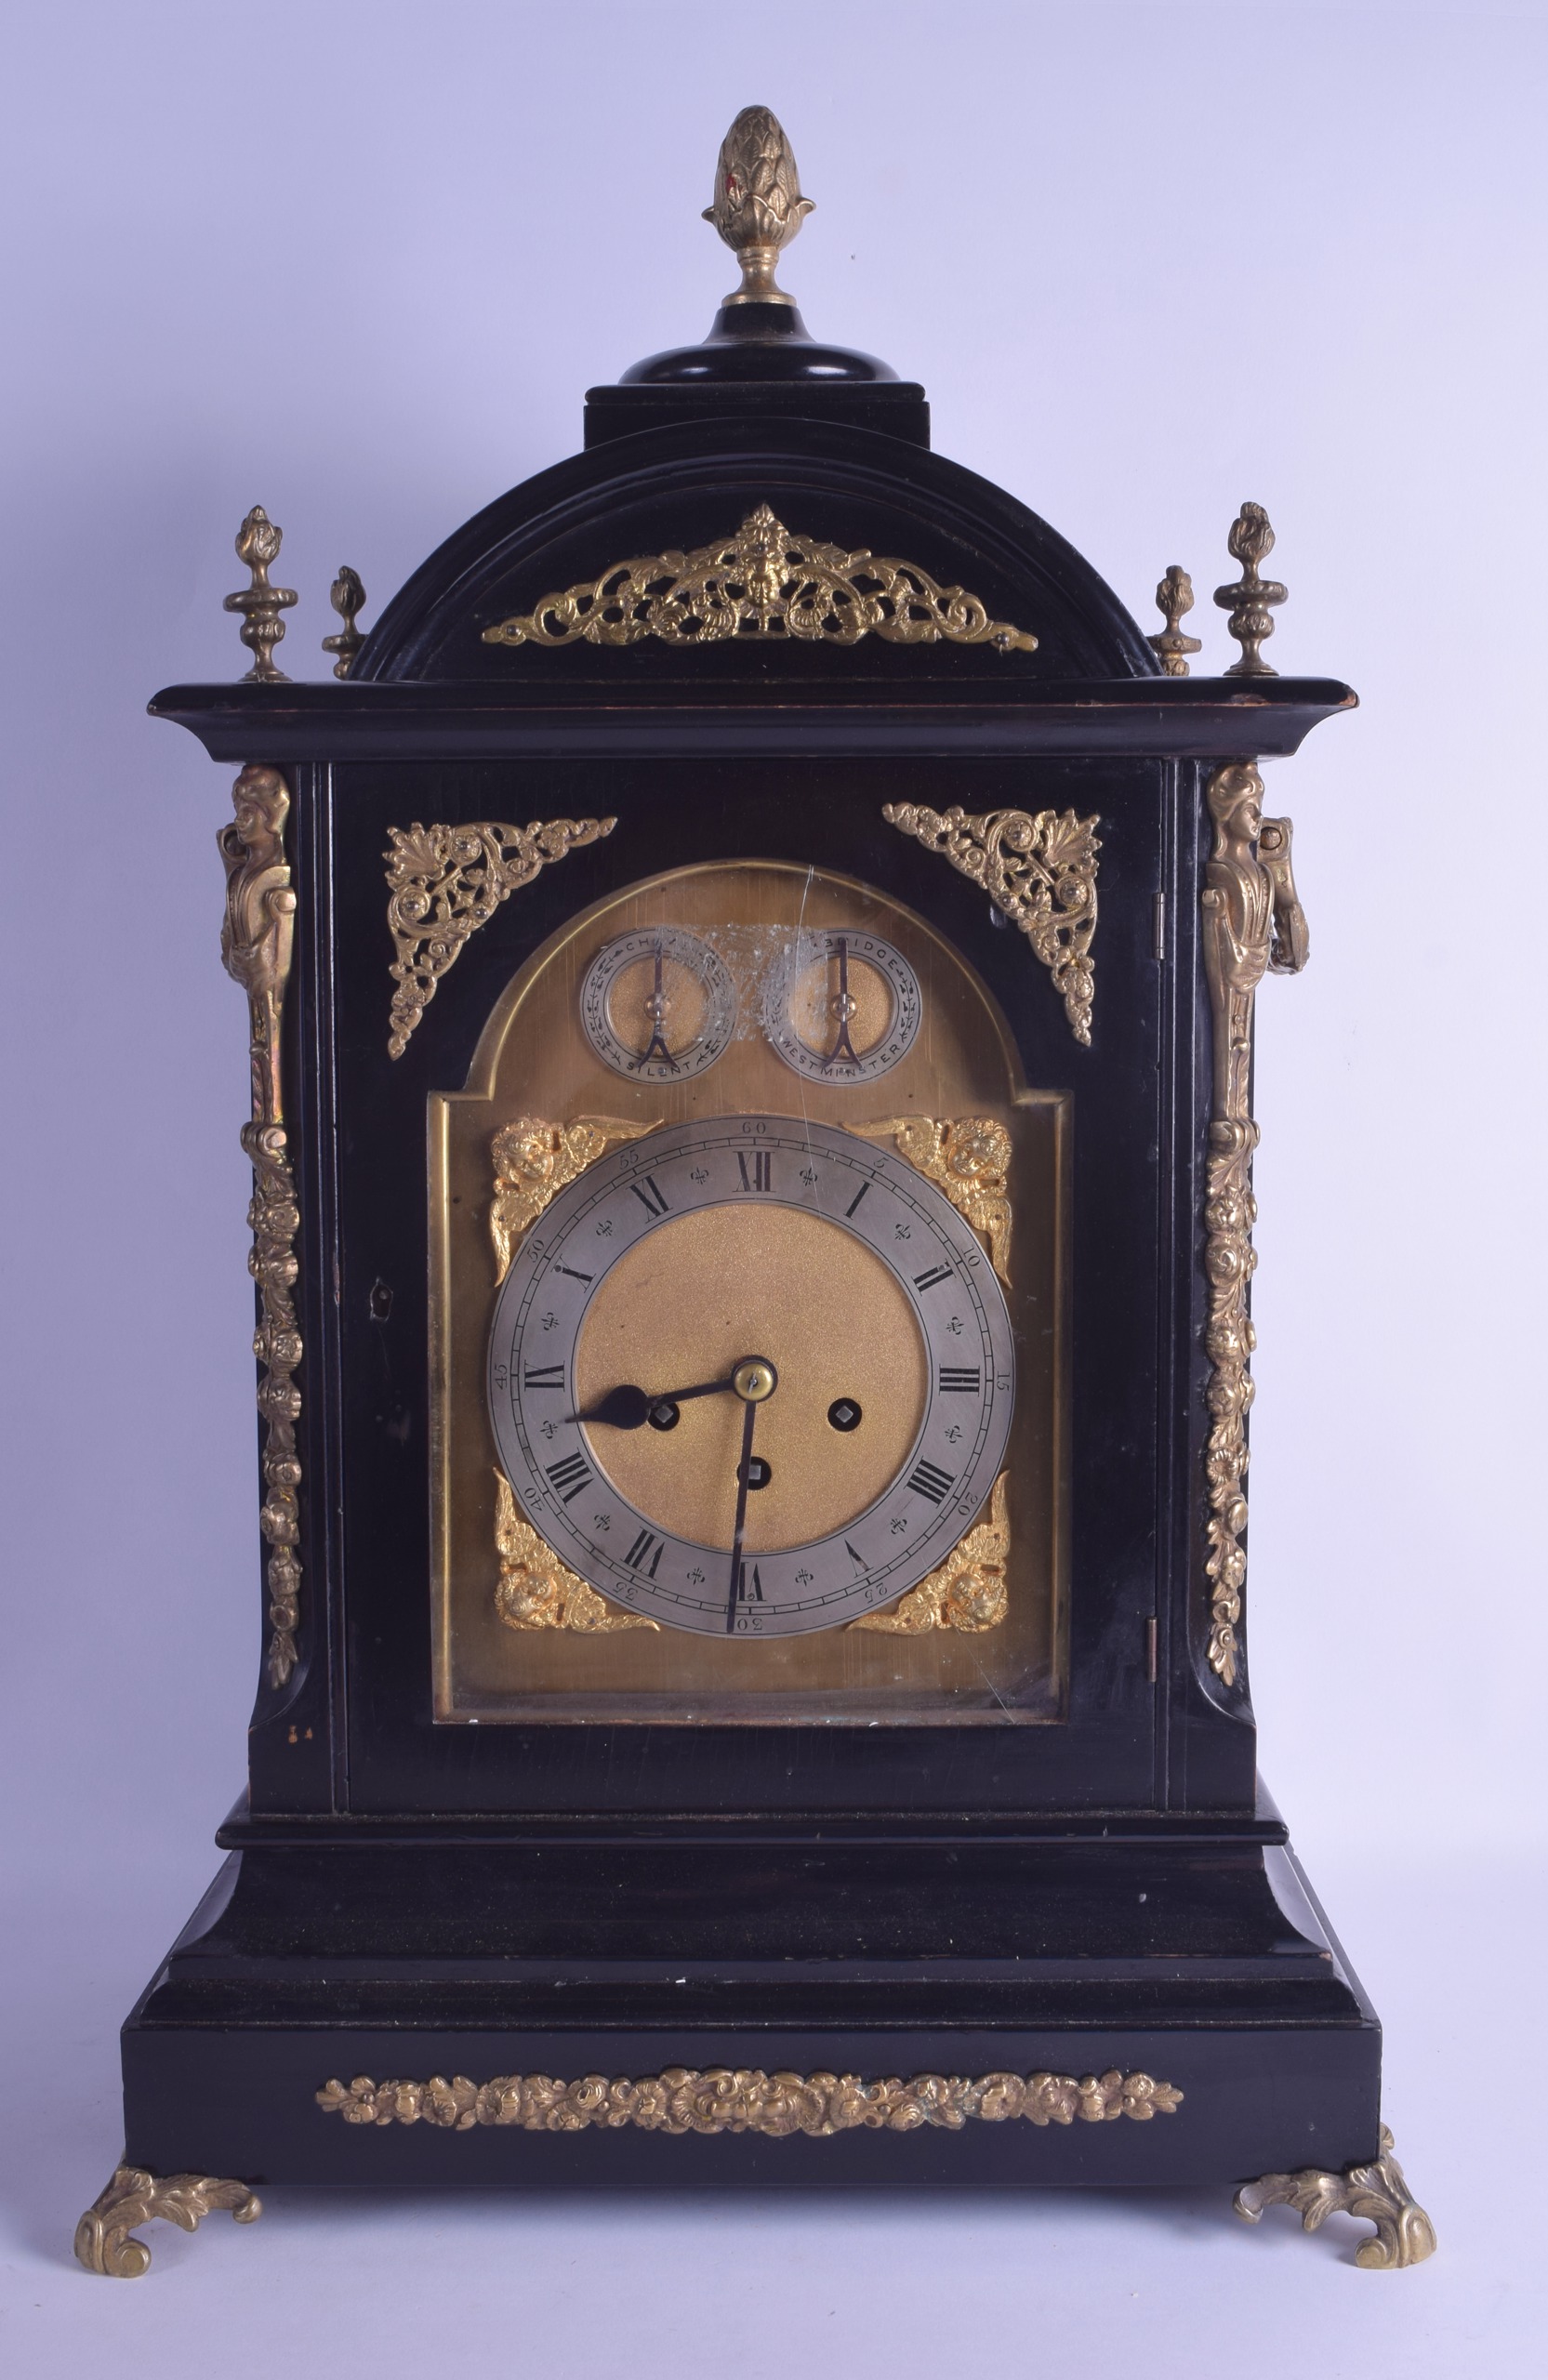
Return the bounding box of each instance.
[223,507,298,682]
[322,566,366,679]
[704,106,814,307]
[1214,503,1287,678]
[1148,565,1201,677]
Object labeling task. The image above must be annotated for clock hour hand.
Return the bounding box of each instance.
[568,1371,741,1431]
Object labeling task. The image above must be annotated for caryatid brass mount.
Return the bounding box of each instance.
[705,105,814,307]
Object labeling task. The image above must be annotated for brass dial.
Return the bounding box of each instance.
[488,1116,1014,1637]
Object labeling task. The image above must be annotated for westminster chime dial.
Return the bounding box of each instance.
[761,929,921,1084]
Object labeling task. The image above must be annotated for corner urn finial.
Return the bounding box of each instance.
[704,106,814,307]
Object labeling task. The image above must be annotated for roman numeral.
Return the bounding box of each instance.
[630,1174,669,1217]
[544,1451,592,1503]
[736,1150,772,1193]
[734,1563,764,1602]
[906,1459,955,1505]
[554,1263,593,1284]
[937,1366,981,1394]
[624,1527,664,1578]
[913,1263,954,1292]
[523,1364,565,1391]
[844,1181,871,1219]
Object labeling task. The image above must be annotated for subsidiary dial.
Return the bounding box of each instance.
[580,927,736,1081]
[761,931,921,1084]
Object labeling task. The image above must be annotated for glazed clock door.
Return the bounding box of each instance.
[324,749,1170,1817]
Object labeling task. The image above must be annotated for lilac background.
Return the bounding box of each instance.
[2,1,1543,2368]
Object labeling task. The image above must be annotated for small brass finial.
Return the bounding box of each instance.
[1148,565,1201,677]
[322,565,366,679]
[1214,503,1287,678]
[704,106,814,307]
[223,507,298,682]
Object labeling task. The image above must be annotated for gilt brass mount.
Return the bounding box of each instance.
[385,817,616,1056]
[319,2064,1181,2136]
[851,1472,1009,1633]
[1235,2126,1436,2269]
[1199,763,1309,1686]
[482,505,1038,655]
[704,105,813,307]
[857,1115,1012,1285]
[222,506,297,682]
[322,564,366,677]
[495,1472,657,1634]
[1148,564,1201,676]
[218,765,304,1688]
[74,2165,260,2279]
[883,802,1100,1044]
[1214,503,1287,677]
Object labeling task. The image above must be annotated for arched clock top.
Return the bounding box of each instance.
[348,422,1159,686]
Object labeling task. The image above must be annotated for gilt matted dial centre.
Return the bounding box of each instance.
[488,1117,1015,1634]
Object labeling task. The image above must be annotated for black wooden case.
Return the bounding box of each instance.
[112,318,1397,2241]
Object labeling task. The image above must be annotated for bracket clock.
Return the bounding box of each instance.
[77,109,1436,2276]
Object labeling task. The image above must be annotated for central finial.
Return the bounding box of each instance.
[704,106,814,307]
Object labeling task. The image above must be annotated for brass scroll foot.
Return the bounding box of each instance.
[1234,2125,1436,2268]
[73,2163,261,2278]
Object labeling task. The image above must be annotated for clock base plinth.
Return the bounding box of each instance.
[100,1805,1419,2257]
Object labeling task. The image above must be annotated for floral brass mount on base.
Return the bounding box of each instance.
[384,816,615,1057]
[318,2065,1182,2137]
[481,505,1038,655]
[74,2165,260,2279]
[218,765,304,1688]
[882,802,1100,1045]
[1200,764,1309,1686]
[1235,2127,1436,2269]
[851,1473,1009,1633]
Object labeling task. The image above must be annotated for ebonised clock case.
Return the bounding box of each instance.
[127,382,1377,2204]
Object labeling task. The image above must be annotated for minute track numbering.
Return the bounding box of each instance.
[487,1117,1015,1639]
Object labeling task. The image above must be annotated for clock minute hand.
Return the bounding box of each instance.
[725,1394,759,1635]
